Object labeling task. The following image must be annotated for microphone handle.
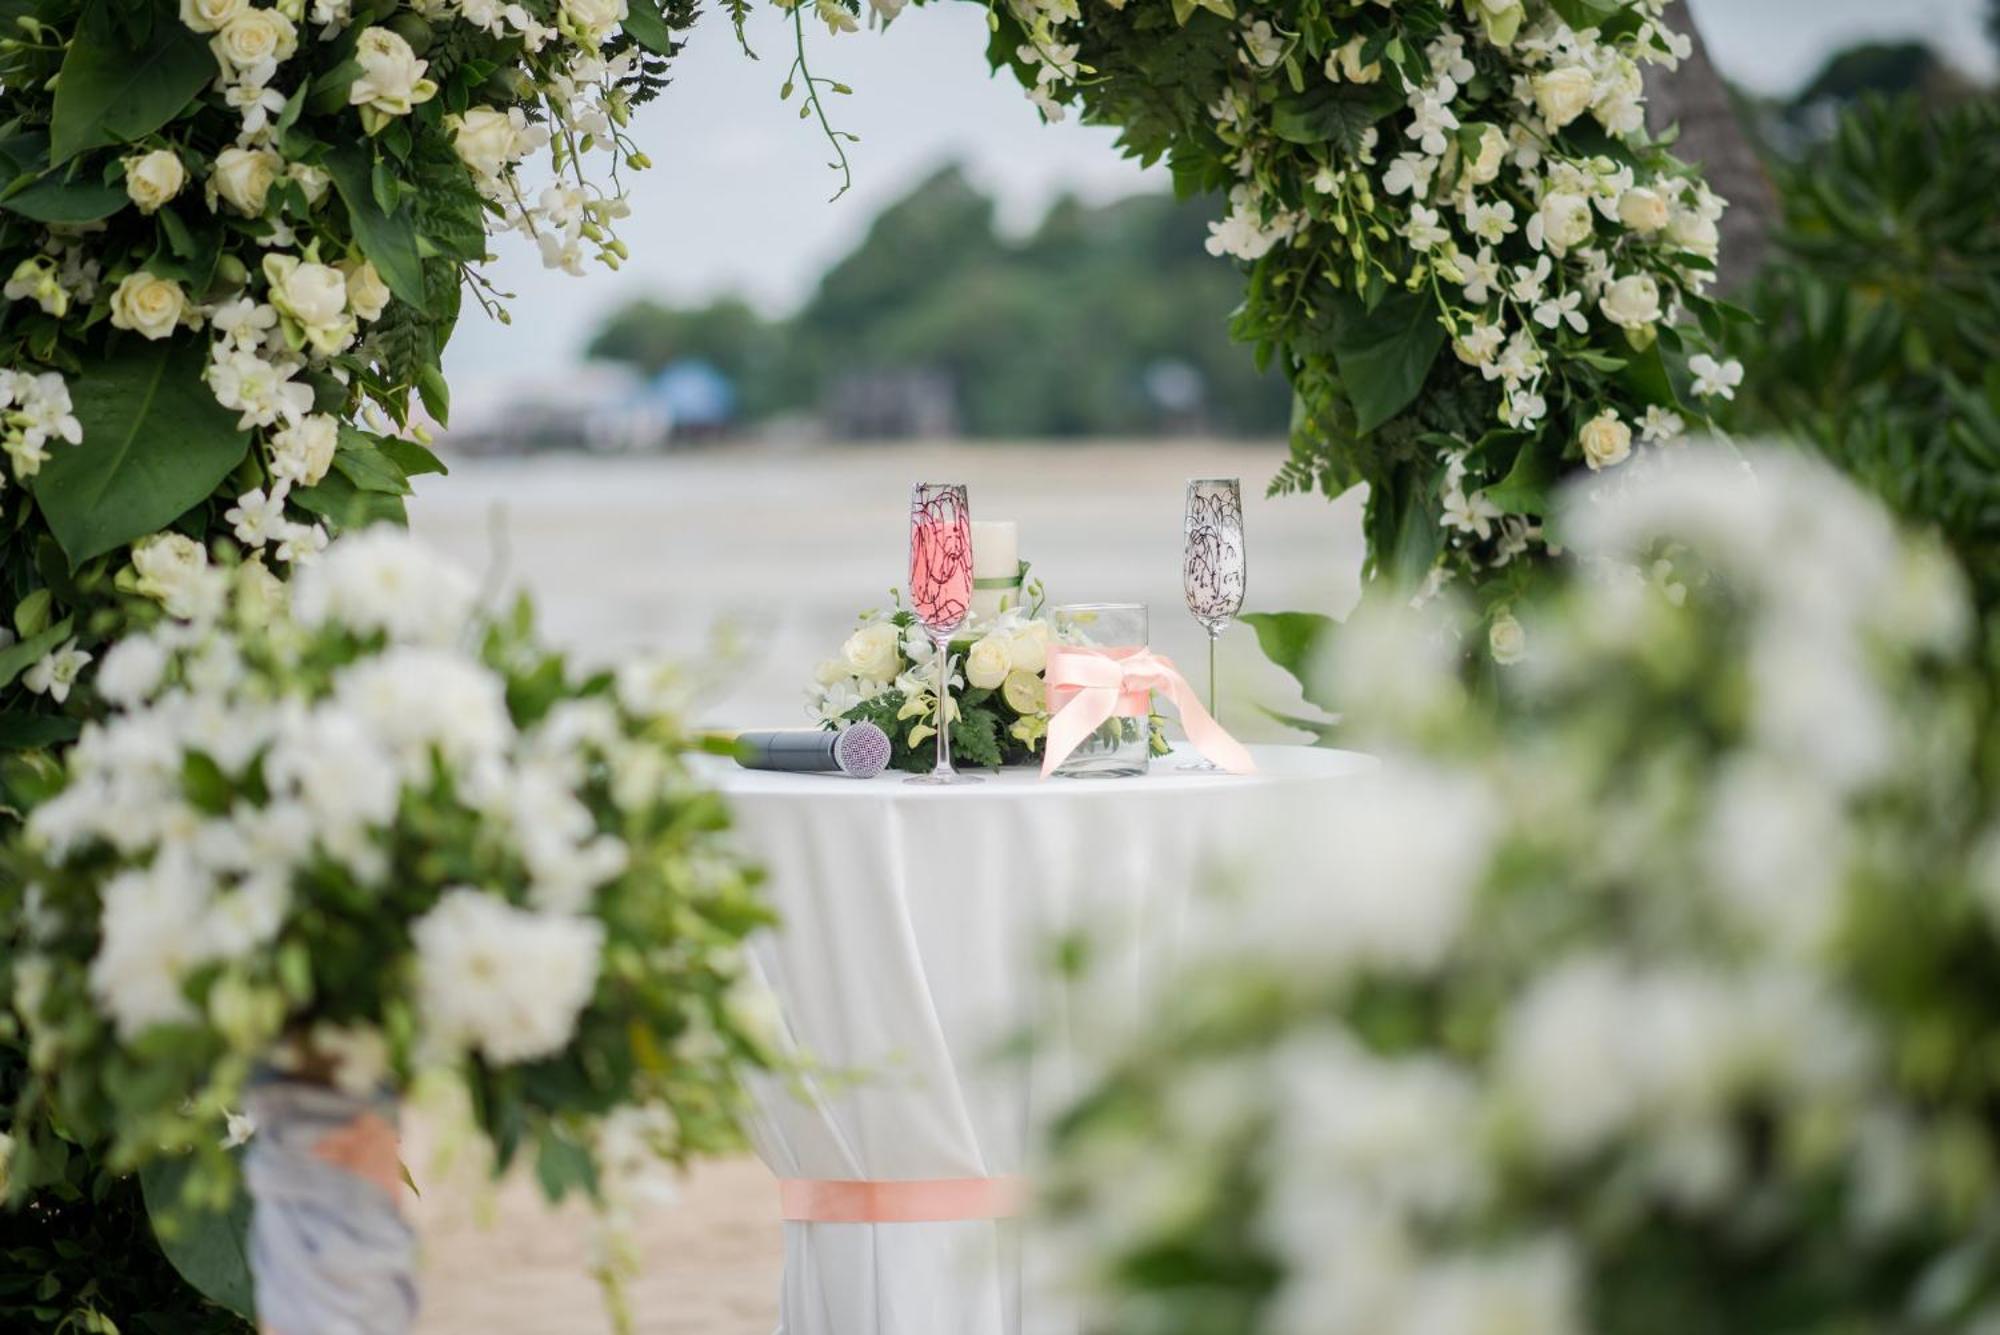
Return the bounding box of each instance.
[736,729,846,773]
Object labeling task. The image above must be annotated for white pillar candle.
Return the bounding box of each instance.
[969,520,1020,623]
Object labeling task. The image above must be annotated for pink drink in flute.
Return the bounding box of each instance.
[906,484,981,785]
[909,520,972,630]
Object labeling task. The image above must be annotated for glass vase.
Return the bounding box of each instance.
[1050,602,1151,779]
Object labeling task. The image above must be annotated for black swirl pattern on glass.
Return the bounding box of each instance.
[1183,479,1246,625]
[909,484,973,634]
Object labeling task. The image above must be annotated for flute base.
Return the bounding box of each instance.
[1176,757,1224,773]
[905,771,984,786]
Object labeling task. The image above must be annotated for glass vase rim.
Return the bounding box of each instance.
[1186,476,1243,487]
[1053,600,1148,614]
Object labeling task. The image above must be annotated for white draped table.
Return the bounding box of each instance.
[703,742,1373,1335]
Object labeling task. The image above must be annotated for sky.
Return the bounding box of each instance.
[443,0,1997,394]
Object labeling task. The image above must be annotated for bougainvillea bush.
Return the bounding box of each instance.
[2,528,774,1324]
[1036,448,2000,1333]
[962,0,1746,612]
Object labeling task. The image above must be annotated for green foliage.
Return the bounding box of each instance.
[139,1154,255,1321]
[48,1,215,164]
[28,343,251,568]
[1729,95,2000,611]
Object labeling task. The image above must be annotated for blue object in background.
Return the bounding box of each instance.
[647,359,737,432]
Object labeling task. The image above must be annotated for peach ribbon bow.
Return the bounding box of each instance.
[1040,644,1256,778]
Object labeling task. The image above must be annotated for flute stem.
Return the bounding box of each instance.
[934,635,951,776]
[1208,625,1219,723]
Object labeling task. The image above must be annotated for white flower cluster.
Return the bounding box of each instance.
[807,608,1052,749]
[0,367,82,489]
[442,26,640,277]
[20,528,678,1067]
[1004,0,1744,580]
[1042,447,1973,1331]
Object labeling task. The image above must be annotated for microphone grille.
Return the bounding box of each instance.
[833,721,892,779]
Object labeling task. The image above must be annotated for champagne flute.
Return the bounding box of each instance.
[906,483,982,786]
[1181,478,1246,772]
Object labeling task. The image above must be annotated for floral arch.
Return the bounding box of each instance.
[0,0,1734,741]
[0,0,1736,1318]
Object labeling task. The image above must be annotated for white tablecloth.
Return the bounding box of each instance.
[704,743,1373,1335]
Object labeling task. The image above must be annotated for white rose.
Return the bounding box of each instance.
[1488,612,1526,666]
[349,27,437,120]
[179,0,245,32]
[288,163,331,208]
[130,531,213,617]
[1532,66,1595,129]
[1536,192,1594,254]
[213,7,296,73]
[1599,274,1661,331]
[812,658,848,687]
[1005,623,1050,673]
[1579,410,1633,472]
[446,106,522,180]
[340,258,392,321]
[560,0,625,42]
[1667,208,1720,259]
[965,636,1011,690]
[270,414,339,486]
[122,150,187,215]
[841,622,901,682]
[109,272,186,341]
[262,254,353,353]
[1466,124,1507,185]
[1617,187,1669,234]
[211,145,281,217]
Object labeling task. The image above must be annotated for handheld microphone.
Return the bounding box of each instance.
[733,723,893,779]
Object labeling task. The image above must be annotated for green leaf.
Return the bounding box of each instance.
[331,426,412,495]
[1548,0,1621,31]
[1484,431,1563,516]
[0,619,73,690]
[0,710,82,750]
[378,435,448,479]
[0,172,128,224]
[50,1,215,164]
[416,365,450,426]
[292,469,408,529]
[325,145,426,313]
[1256,704,1343,747]
[1331,289,1447,435]
[1270,82,1401,155]
[533,1130,598,1202]
[1617,338,1680,409]
[29,342,250,568]
[621,0,679,55]
[140,1153,257,1321]
[1242,610,1334,698]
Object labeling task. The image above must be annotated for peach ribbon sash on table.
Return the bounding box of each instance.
[779,1176,1028,1223]
[1040,645,1256,778]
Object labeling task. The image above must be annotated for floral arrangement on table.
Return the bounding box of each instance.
[1032,447,2000,1332]
[0,0,695,757]
[807,565,1174,773]
[809,568,1054,771]
[0,527,775,1328]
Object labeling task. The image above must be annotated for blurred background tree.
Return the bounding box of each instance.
[585,165,1293,440]
[1726,96,2000,620]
